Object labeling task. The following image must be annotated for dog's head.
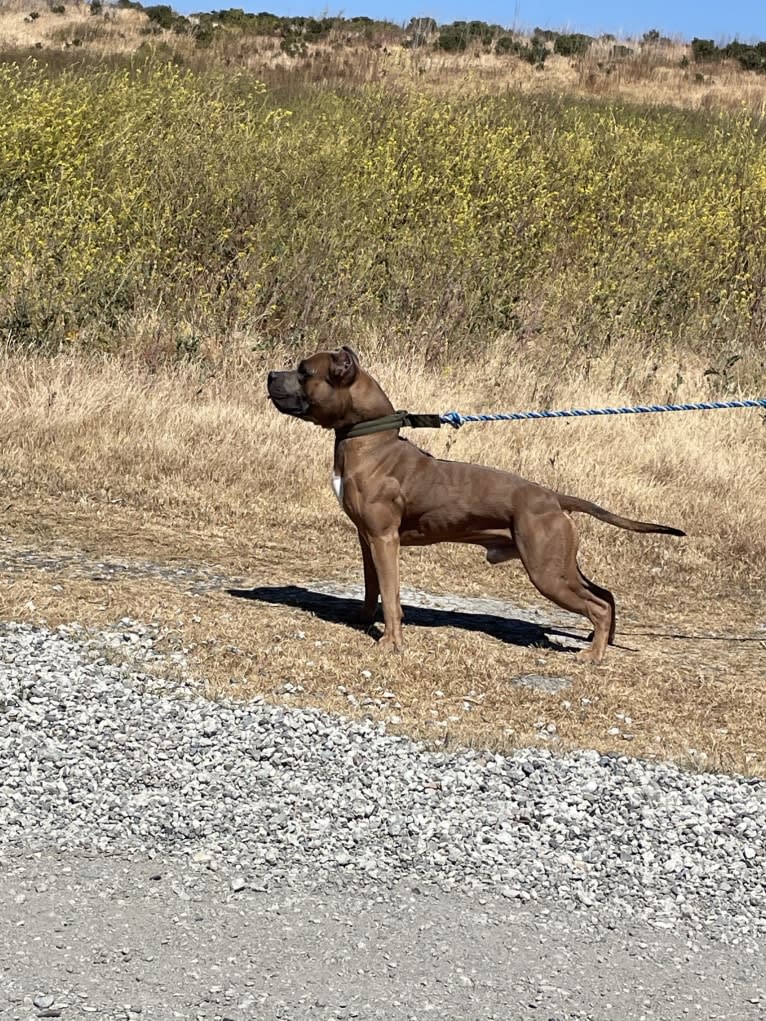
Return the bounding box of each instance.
[268,346,387,429]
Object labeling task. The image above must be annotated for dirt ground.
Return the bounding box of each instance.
[2,489,764,777]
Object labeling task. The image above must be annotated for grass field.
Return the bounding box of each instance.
[1,3,765,776]
[1,341,764,774]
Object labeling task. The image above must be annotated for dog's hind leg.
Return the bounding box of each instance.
[577,566,616,645]
[514,509,614,664]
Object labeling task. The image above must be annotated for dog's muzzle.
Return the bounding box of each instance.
[267,370,310,418]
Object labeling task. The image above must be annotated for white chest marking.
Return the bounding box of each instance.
[332,475,344,506]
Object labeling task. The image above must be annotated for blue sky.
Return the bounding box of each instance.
[172,1,766,42]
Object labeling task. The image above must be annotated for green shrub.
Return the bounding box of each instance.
[735,47,764,72]
[436,23,468,53]
[436,20,496,53]
[144,5,173,30]
[404,16,435,47]
[495,35,547,66]
[194,22,216,47]
[691,38,720,62]
[554,33,593,57]
[692,37,766,72]
[724,41,766,72]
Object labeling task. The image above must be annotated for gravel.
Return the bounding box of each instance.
[1,619,765,952]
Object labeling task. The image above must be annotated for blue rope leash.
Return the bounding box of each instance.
[439,398,766,428]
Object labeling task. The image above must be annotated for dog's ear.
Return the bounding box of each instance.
[329,346,359,387]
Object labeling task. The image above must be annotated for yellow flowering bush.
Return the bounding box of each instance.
[1,61,764,354]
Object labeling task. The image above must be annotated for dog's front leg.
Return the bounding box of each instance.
[357,530,380,625]
[367,532,403,651]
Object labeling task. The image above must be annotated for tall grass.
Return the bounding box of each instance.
[1,59,765,376]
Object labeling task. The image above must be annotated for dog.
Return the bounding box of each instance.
[267,346,685,663]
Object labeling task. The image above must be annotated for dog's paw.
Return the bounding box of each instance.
[377,634,403,653]
[575,647,604,665]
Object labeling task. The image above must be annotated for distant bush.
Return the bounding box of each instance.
[198,9,397,44]
[553,33,593,57]
[407,17,435,35]
[142,5,190,34]
[495,34,547,67]
[724,40,766,72]
[691,38,720,63]
[733,46,764,71]
[641,29,672,47]
[193,22,216,47]
[691,36,766,72]
[404,16,435,48]
[436,20,498,53]
[144,5,173,29]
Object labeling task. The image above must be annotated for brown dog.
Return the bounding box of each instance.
[267,346,684,663]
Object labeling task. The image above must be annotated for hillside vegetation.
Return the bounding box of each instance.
[2,0,766,110]
[1,55,765,380]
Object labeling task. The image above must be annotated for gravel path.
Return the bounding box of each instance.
[1,619,765,1019]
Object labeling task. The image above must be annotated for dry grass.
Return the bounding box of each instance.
[0,1,146,53]
[1,339,764,775]
[2,3,766,116]
[372,46,766,117]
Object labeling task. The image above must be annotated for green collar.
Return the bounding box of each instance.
[335,411,442,440]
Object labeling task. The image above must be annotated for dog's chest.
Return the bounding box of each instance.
[331,475,344,506]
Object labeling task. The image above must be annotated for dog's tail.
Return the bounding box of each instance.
[559,494,686,536]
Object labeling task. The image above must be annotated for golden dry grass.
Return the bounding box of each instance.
[372,46,766,117]
[1,340,764,774]
[0,1,146,52]
[2,3,766,116]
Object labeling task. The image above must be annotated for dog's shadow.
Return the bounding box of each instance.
[226,584,586,653]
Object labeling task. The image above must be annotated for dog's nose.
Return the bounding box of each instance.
[267,371,277,384]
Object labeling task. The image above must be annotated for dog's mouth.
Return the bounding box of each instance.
[268,391,310,418]
[267,371,311,419]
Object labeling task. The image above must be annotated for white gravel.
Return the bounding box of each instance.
[1,619,764,947]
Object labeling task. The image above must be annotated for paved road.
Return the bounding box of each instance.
[2,851,763,1021]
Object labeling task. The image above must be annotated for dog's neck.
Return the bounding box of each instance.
[348,370,395,421]
[332,372,400,476]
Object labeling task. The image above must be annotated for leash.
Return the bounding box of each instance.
[439,398,766,428]
[336,398,766,439]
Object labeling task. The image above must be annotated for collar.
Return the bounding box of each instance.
[334,411,442,441]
